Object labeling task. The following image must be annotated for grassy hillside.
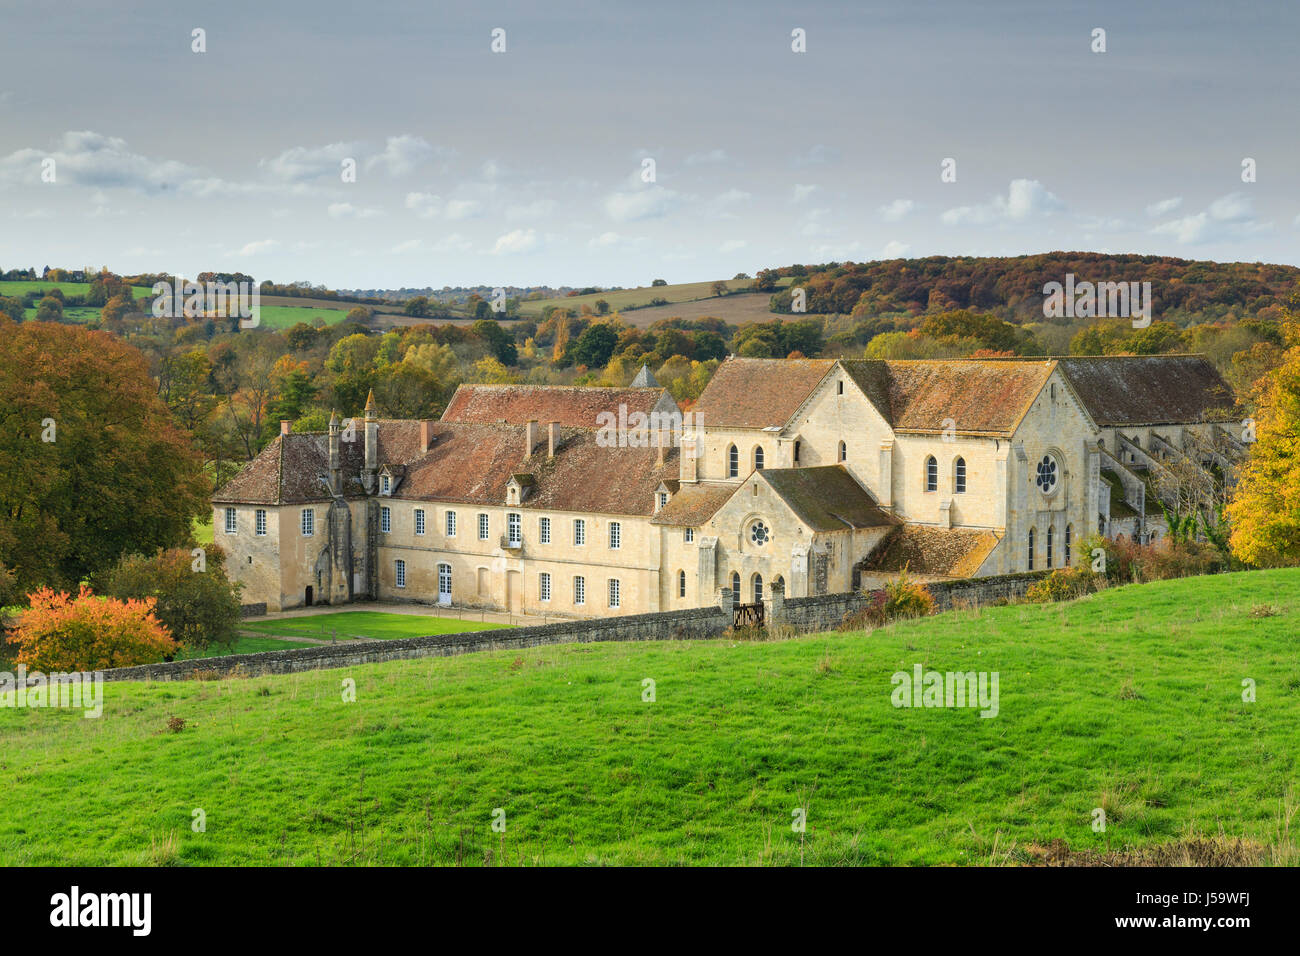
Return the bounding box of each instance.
[517,277,792,318]
[1,569,1297,866]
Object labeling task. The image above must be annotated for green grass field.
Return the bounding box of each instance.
[241,610,507,642]
[517,277,793,318]
[1,569,1297,866]
[176,635,318,659]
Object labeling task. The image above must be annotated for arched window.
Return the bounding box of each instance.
[925,455,938,492]
[727,444,738,478]
[1027,528,1036,571]
[753,573,763,604]
[1064,524,1073,566]
[838,441,847,462]
[678,569,686,598]
[954,457,967,494]
[774,574,785,595]
[731,571,741,604]
[1046,525,1054,568]
[754,446,764,470]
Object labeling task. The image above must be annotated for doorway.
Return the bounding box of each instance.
[304,586,313,607]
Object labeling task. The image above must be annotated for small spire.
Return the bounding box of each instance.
[329,409,340,427]
[365,389,377,411]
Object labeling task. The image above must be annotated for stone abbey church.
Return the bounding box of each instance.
[213,355,1241,617]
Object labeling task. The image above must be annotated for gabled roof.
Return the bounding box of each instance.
[691,357,835,428]
[650,481,737,527]
[212,433,362,505]
[440,383,675,427]
[860,525,999,578]
[839,359,1053,437]
[759,466,897,532]
[1054,355,1236,427]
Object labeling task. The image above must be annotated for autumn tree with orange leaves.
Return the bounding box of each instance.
[8,585,176,671]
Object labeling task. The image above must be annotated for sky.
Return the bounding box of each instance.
[1,0,1297,290]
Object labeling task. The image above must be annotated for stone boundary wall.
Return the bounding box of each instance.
[84,571,1051,684]
[239,603,268,619]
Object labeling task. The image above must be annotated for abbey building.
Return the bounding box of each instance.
[212,355,1240,616]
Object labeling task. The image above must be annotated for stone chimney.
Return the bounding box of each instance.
[280,420,292,436]
[525,420,538,457]
[363,389,378,492]
[680,413,698,483]
[420,420,433,454]
[547,421,560,458]
[656,428,666,466]
[328,410,341,495]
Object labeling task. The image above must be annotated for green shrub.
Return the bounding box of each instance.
[1026,565,1103,603]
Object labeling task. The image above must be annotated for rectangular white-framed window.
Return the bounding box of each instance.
[445,510,457,537]
[224,507,237,534]
[414,508,426,535]
[608,579,621,609]
[573,575,585,605]
[478,513,490,540]
[539,516,551,544]
[395,558,406,588]
[381,475,391,495]
[657,492,668,511]
[574,518,586,546]
[255,509,267,536]
[301,508,314,536]
[539,572,551,602]
[609,521,621,549]
[381,506,391,534]
[685,527,695,543]
[507,512,522,546]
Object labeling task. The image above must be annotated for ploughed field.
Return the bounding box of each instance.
[1,569,1296,865]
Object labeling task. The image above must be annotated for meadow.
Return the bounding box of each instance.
[517,277,793,318]
[240,610,507,642]
[1,569,1296,866]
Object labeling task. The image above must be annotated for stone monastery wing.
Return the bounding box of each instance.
[691,356,835,428]
[1055,355,1237,426]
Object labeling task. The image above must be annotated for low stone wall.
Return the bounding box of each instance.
[239,603,268,619]
[89,570,1051,684]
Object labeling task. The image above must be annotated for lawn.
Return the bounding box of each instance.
[1,569,1297,866]
[240,610,507,641]
[176,635,319,659]
[516,276,793,317]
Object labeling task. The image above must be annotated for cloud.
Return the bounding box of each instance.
[236,239,281,256]
[506,198,558,220]
[879,198,916,222]
[327,202,381,219]
[792,183,819,203]
[444,199,482,220]
[588,231,623,249]
[1145,197,1182,217]
[492,228,539,254]
[405,192,442,218]
[707,188,751,217]
[793,144,839,168]
[1150,192,1269,244]
[881,240,910,258]
[0,131,199,192]
[941,179,1064,226]
[603,185,680,222]
[392,234,472,255]
[260,141,358,183]
[719,239,747,253]
[364,135,446,177]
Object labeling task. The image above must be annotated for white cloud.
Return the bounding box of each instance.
[792,183,819,203]
[506,198,558,220]
[879,198,916,222]
[1150,192,1268,244]
[793,144,839,168]
[0,131,198,192]
[707,188,751,217]
[327,202,381,219]
[720,239,747,253]
[405,192,442,218]
[941,179,1064,226]
[1145,196,1183,217]
[364,135,445,177]
[603,185,680,222]
[492,228,539,254]
[260,141,359,183]
[588,231,623,249]
[236,239,281,256]
[881,240,910,258]
[445,199,482,220]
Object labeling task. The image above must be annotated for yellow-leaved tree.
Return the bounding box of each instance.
[1226,307,1300,566]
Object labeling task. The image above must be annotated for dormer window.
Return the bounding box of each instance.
[657,492,668,511]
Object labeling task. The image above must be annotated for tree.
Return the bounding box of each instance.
[1227,340,1300,566]
[471,319,518,365]
[345,306,372,326]
[569,323,618,368]
[96,547,242,653]
[594,299,610,315]
[100,293,134,324]
[651,278,667,287]
[7,585,176,670]
[374,362,442,418]
[0,295,24,322]
[0,321,209,592]
[404,296,430,317]
[710,280,728,297]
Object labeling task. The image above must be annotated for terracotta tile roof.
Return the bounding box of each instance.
[1055,355,1237,427]
[441,383,674,427]
[760,466,898,531]
[215,420,679,517]
[840,359,1052,437]
[860,525,999,577]
[691,357,834,428]
[650,481,737,527]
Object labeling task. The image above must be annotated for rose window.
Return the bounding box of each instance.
[1035,454,1058,494]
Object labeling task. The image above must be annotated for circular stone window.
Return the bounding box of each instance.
[1035,454,1059,494]
[749,520,770,546]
